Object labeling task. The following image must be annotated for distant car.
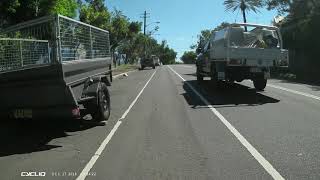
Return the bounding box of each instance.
[140,57,156,70]
[153,56,161,66]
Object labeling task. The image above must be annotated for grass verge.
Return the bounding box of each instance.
[112,64,139,76]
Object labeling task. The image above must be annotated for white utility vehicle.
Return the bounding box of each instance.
[196,23,289,90]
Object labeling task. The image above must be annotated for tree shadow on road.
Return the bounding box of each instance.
[182,80,280,108]
[0,118,105,157]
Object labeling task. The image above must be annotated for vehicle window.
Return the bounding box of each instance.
[203,41,210,51]
[241,27,280,49]
[214,29,226,41]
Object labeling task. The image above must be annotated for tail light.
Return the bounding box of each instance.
[72,107,81,118]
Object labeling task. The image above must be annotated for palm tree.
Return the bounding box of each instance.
[224,0,262,31]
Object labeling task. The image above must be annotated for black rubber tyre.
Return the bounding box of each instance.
[152,65,155,69]
[210,64,221,89]
[196,67,203,82]
[253,78,267,91]
[211,76,222,90]
[141,65,145,70]
[91,83,110,122]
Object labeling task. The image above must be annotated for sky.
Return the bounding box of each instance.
[107,0,278,60]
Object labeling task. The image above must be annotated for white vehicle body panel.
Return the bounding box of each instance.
[208,23,289,67]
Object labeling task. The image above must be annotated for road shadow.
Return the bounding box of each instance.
[0,118,105,157]
[182,80,280,108]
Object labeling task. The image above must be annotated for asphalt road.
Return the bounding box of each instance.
[1,65,320,180]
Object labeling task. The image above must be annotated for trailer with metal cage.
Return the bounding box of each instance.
[0,14,112,121]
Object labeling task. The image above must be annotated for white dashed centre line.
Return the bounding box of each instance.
[168,65,284,180]
[76,69,157,180]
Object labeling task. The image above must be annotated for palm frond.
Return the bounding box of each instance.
[224,0,262,13]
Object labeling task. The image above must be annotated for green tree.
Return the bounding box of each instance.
[213,22,230,31]
[118,24,143,64]
[118,34,177,65]
[127,21,142,39]
[181,51,197,64]
[0,0,20,27]
[51,0,78,18]
[264,0,291,14]
[0,0,78,28]
[192,22,231,54]
[224,0,262,31]
[193,29,212,52]
[267,0,320,80]
[148,39,176,65]
[79,0,111,30]
[109,9,130,50]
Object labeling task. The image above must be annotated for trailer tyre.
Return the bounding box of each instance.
[153,65,156,69]
[253,79,267,91]
[91,83,110,122]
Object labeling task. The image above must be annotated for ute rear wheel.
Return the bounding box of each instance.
[211,75,223,89]
[210,64,222,89]
[196,67,203,82]
[253,78,267,91]
[90,83,110,122]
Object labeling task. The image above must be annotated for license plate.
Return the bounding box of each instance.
[13,109,33,119]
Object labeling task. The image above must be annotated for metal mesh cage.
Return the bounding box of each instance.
[0,15,111,73]
[0,38,50,72]
[58,16,110,61]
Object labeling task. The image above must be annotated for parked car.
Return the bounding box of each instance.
[152,55,161,66]
[140,56,156,70]
[196,23,289,90]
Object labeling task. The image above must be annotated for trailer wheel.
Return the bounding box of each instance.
[91,83,110,122]
[152,65,156,69]
[141,65,145,70]
[253,79,267,91]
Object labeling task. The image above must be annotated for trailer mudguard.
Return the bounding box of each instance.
[81,76,110,102]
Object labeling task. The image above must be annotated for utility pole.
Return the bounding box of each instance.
[143,11,147,35]
[140,11,160,58]
[141,10,150,35]
[141,11,150,57]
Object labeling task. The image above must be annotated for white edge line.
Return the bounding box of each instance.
[121,70,157,119]
[76,69,157,180]
[167,65,284,180]
[267,84,320,101]
[76,121,122,180]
